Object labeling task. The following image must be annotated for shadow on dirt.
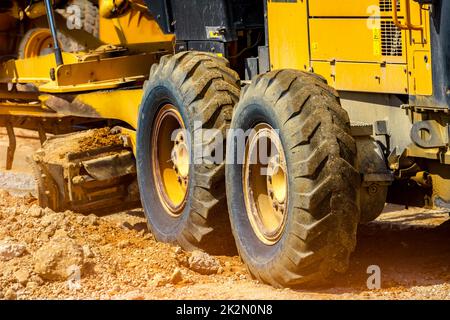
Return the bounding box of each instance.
[103,205,450,292]
[118,208,239,256]
[324,215,450,292]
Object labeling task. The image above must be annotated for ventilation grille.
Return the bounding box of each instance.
[379,0,401,12]
[381,21,403,56]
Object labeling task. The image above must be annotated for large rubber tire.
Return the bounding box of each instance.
[137,51,240,253]
[18,27,94,59]
[55,0,99,52]
[18,28,53,59]
[72,0,99,38]
[57,0,99,38]
[226,69,360,287]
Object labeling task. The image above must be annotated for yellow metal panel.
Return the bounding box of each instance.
[0,88,142,130]
[405,2,433,96]
[0,53,79,84]
[310,18,406,64]
[1,51,157,94]
[99,8,173,46]
[74,89,143,129]
[0,103,59,117]
[54,53,156,86]
[309,0,406,16]
[410,51,433,96]
[311,62,336,88]
[267,0,309,71]
[312,61,408,94]
[38,78,141,93]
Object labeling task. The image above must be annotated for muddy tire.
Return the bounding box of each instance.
[18,0,99,58]
[137,51,240,253]
[226,69,360,287]
[57,0,99,38]
[18,28,53,59]
[57,0,99,52]
[72,0,99,38]
[18,26,93,59]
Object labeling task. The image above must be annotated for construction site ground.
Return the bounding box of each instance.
[1,129,450,300]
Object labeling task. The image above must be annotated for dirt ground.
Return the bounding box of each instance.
[1,129,450,300]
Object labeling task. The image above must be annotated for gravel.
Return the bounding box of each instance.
[0,188,450,300]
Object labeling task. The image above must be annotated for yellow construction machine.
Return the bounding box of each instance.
[0,0,449,287]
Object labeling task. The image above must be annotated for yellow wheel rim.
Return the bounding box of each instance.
[22,29,55,58]
[243,123,288,245]
[152,104,190,216]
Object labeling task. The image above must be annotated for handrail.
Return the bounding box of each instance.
[392,0,423,31]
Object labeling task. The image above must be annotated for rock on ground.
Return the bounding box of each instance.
[4,288,17,300]
[0,241,27,261]
[33,237,84,281]
[26,204,43,218]
[188,250,221,275]
[170,268,183,284]
[14,269,30,285]
[1,183,450,300]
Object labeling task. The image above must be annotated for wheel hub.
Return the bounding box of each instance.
[243,123,288,245]
[267,154,287,214]
[23,29,54,58]
[152,104,190,216]
[171,131,189,185]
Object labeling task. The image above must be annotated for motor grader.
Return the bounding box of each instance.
[0,0,449,287]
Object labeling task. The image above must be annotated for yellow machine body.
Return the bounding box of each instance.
[0,2,173,145]
[267,0,433,96]
[0,0,448,203]
[98,1,173,50]
[1,0,435,137]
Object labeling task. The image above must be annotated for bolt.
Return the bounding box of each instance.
[49,68,56,81]
[368,185,378,194]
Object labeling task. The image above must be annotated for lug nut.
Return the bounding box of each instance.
[369,184,378,194]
